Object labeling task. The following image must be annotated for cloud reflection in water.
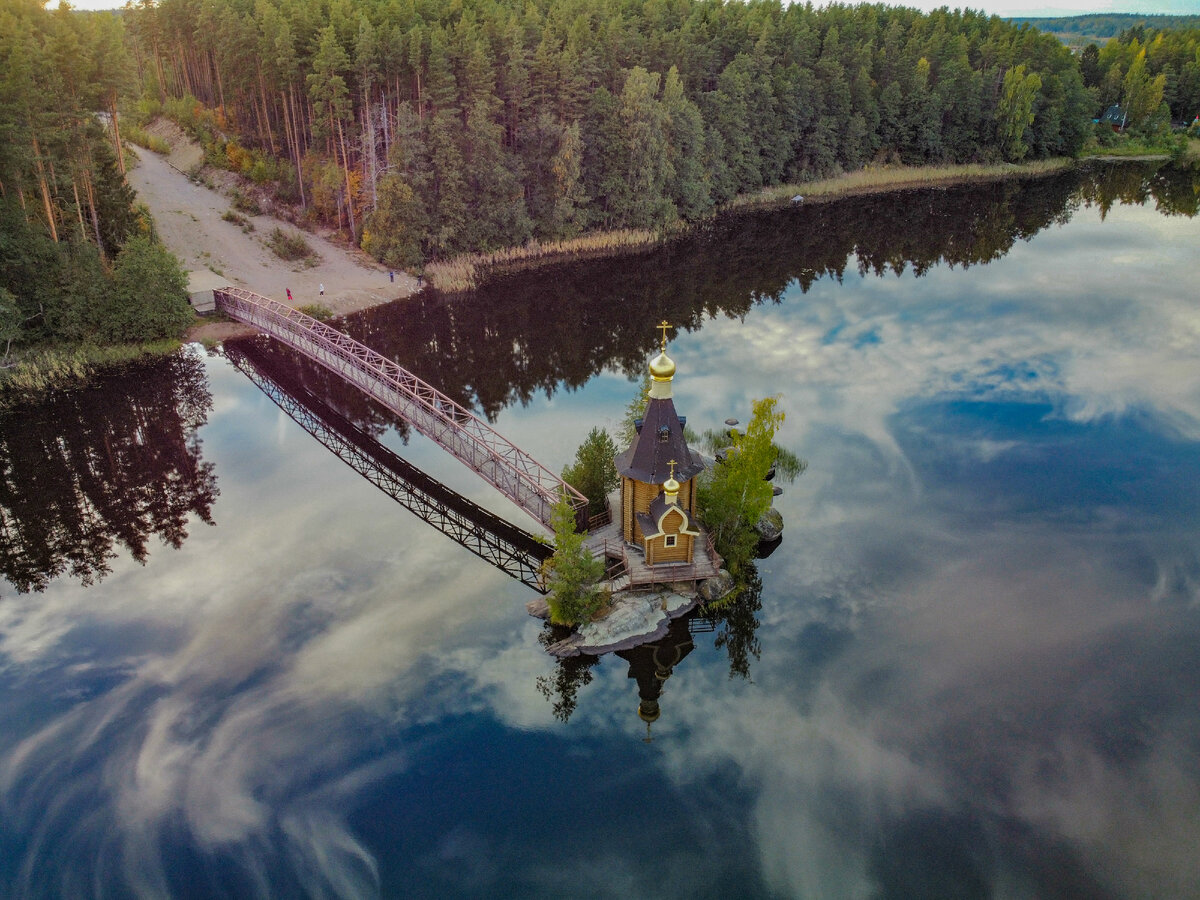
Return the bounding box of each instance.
[1,188,1199,897]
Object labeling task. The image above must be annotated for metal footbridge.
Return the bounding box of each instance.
[214,287,587,531]
[225,340,552,591]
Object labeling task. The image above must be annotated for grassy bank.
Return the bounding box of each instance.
[0,340,184,409]
[424,228,663,293]
[728,158,1074,209]
[424,158,1074,293]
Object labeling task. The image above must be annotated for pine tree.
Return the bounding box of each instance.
[544,491,605,626]
[562,426,618,515]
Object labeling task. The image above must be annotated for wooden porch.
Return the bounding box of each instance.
[584,515,722,592]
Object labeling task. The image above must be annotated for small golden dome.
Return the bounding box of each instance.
[663,476,680,496]
[649,351,675,382]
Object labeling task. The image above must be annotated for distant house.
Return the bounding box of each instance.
[1099,104,1127,131]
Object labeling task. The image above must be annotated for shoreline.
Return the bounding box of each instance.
[424,157,1078,293]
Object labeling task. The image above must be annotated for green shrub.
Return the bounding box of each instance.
[97,236,193,343]
[296,303,333,320]
[230,189,261,216]
[265,227,316,262]
[125,125,171,155]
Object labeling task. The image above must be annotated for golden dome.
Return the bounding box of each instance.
[638,701,661,723]
[663,476,681,497]
[649,351,675,382]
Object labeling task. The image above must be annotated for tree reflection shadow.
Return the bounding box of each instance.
[0,350,217,593]
[536,566,765,725]
[339,162,1197,426]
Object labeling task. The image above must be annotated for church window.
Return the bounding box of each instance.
[664,535,677,548]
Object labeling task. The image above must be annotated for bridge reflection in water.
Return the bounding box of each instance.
[225,340,552,592]
[215,287,587,530]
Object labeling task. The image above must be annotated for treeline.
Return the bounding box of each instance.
[1010,14,1200,41]
[0,0,192,358]
[121,0,1093,267]
[1080,24,1200,123]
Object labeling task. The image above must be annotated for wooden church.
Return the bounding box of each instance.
[613,324,708,568]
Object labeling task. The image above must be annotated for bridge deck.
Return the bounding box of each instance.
[214,287,586,531]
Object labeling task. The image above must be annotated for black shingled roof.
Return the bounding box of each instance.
[615,396,705,484]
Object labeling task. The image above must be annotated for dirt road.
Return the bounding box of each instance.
[124,124,415,339]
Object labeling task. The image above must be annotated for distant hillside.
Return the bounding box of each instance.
[1010,13,1200,47]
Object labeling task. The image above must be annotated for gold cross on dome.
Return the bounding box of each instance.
[657,319,671,353]
[668,459,677,480]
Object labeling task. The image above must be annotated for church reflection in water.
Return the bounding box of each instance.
[616,614,697,740]
[537,594,761,735]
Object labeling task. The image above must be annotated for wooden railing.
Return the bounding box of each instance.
[214,287,587,531]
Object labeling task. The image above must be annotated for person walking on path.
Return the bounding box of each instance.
[319,283,325,295]
[286,288,292,302]
[389,271,394,283]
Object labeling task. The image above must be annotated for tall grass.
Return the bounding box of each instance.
[425,228,663,293]
[124,125,171,155]
[728,158,1074,210]
[0,341,183,408]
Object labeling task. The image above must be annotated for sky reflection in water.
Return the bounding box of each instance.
[2,168,1199,898]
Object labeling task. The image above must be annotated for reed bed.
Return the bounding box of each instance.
[0,341,182,408]
[425,228,662,293]
[729,158,1073,210]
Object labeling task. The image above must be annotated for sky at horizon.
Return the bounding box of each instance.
[61,0,1200,14]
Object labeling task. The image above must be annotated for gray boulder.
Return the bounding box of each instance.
[755,507,784,542]
[698,569,736,603]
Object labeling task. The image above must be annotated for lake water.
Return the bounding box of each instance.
[2,162,1199,899]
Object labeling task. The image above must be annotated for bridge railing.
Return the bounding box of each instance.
[214,287,587,530]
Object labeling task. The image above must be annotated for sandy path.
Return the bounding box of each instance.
[125,129,417,339]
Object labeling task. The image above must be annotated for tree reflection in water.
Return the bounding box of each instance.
[536,568,765,724]
[0,350,217,593]
[341,161,1197,426]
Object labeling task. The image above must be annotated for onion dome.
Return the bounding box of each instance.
[663,475,681,504]
[649,350,675,382]
[638,700,661,723]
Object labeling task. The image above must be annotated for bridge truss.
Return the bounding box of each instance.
[226,341,552,592]
[215,288,587,532]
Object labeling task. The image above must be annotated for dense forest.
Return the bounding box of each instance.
[1081,23,1200,124]
[0,0,193,357]
[119,0,1099,267]
[3,0,1199,359]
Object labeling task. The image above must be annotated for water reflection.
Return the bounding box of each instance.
[0,350,216,594]
[225,337,551,590]
[1,161,1198,898]
[535,573,766,725]
[342,161,1196,425]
